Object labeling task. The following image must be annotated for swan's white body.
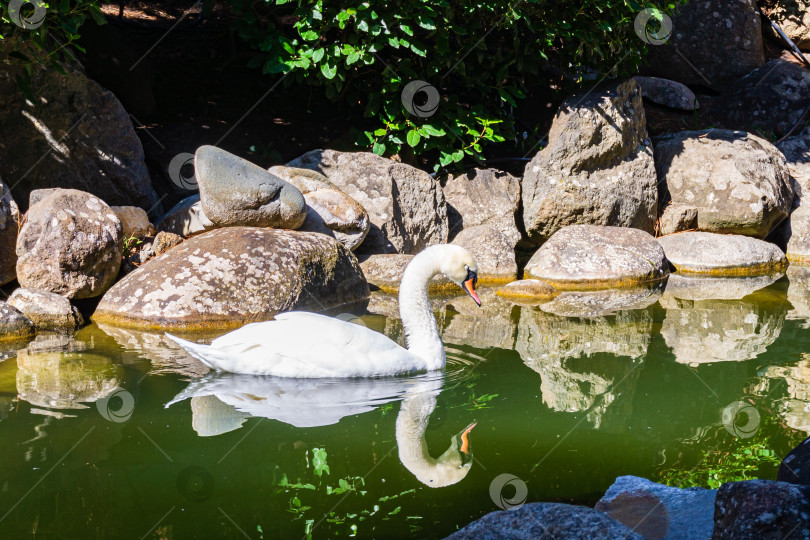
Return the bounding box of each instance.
[166,244,479,377]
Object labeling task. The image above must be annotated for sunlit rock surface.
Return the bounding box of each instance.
[657,232,787,276]
[0,302,35,343]
[16,351,122,411]
[660,289,787,365]
[360,254,452,294]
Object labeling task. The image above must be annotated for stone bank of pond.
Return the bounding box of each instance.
[0,277,808,538]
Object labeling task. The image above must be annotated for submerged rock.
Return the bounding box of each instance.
[7,288,83,330]
[195,145,306,229]
[657,232,786,276]
[446,502,642,539]
[712,480,810,539]
[156,194,216,237]
[287,149,448,254]
[654,130,793,238]
[524,225,668,289]
[521,79,657,244]
[15,188,123,299]
[0,179,19,285]
[595,475,716,540]
[93,227,369,330]
[268,165,369,251]
[0,302,35,343]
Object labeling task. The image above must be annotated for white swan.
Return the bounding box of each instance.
[166,244,481,377]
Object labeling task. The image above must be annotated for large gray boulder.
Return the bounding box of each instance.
[779,128,810,262]
[710,59,810,138]
[93,227,369,330]
[287,149,448,254]
[521,79,657,244]
[16,189,123,299]
[524,225,668,290]
[654,130,793,238]
[268,165,369,251]
[0,179,18,285]
[595,475,716,540]
[642,0,764,89]
[195,146,306,230]
[712,480,810,539]
[7,288,84,330]
[156,194,216,237]
[443,168,521,282]
[446,502,642,540]
[657,232,786,276]
[0,64,158,211]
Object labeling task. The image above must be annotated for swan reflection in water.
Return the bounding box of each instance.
[167,373,476,487]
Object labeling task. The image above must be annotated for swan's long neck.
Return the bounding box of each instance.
[398,249,446,371]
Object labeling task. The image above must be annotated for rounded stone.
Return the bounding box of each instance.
[0,302,35,342]
[195,146,306,230]
[92,227,369,330]
[15,188,123,299]
[156,194,216,237]
[657,232,786,276]
[111,205,155,239]
[7,288,84,330]
[524,225,669,289]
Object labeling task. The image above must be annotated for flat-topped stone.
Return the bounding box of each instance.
[657,232,786,276]
[497,279,558,304]
[7,288,84,330]
[524,225,668,289]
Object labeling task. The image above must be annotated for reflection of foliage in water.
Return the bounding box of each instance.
[277,446,421,538]
[653,409,798,489]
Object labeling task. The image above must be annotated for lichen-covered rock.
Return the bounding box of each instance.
[16,189,123,298]
[633,76,699,110]
[15,351,122,410]
[447,503,642,540]
[642,0,764,89]
[521,79,657,244]
[524,225,668,289]
[156,194,216,237]
[7,288,83,330]
[111,206,154,240]
[0,302,35,342]
[657,232,786,276]
[195,145,306,229]
[451,225,517,284]
[497,279,558,304]
[712,480,810,539]
[269,165,370,251]
[711,59,810,137]
[358,254,452,294]
[654,130,793,238]
[595,475,716,540]
[0,64,158,211]
[659,289,787,365]
[92,227,369,330]
[0,179,19,285]
[152,231,183,256]
[659,203,698,236]
[286,149,448,254]
[778,127,810,190]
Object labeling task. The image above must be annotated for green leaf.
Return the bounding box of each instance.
[321,62,338,79]
[372,141,386,156]
[407,130,421,147]
[300,30,319,41]
[400,24,414,36]
[312,48,325,63]
[421,124,445,137]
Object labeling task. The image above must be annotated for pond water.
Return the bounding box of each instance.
[1,270,810,539]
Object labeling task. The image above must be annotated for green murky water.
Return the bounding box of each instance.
[2,270,810,539]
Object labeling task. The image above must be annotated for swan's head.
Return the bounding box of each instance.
[409,421,477,488]
[437,245,481,306]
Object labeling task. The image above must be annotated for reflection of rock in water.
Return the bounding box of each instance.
[540,285,663,318]
[97,323,211,377]
[787,266,810,326]
[752,358,810,433]
[16,351,122,411]
[516,307,650,429]
[365,289,517,351]
[660,289,787,365]
[664,273,783,301]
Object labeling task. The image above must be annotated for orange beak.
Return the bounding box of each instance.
[462,273,481,307]
[460,422,476,455]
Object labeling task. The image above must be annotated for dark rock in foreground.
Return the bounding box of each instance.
[712,479,810,539]
[93,227,369,330]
